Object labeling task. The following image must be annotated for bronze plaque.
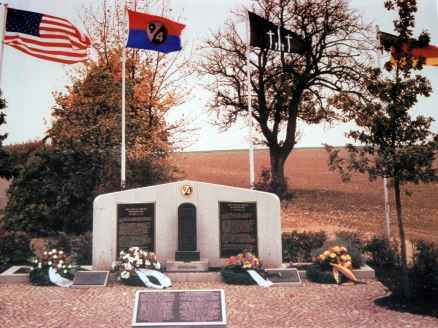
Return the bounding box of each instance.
[219,202,257,258]
[117,203,155,254]
[265,268,302,285]
[133,290,226,327]
[72,271,109,288]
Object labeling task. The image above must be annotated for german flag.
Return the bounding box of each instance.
[378,31,438,67]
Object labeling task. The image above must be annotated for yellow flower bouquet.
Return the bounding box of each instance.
[309,245,360,284]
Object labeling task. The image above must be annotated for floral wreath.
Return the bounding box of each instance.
[29,248,73,285]
[116,247,161,283]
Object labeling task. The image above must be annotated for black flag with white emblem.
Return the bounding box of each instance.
[248,11,306,54]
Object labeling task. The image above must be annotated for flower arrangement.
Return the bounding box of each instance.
[116,247,161,286]
[29,248,73,285]
[317,245,352,270]
[224,251,262,270]
[221,250,265,285]
[307,245,359,284]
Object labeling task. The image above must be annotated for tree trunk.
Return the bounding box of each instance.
[393,177,411,299]
[269,148,287,189]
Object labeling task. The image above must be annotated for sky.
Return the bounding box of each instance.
[1,0,438,151]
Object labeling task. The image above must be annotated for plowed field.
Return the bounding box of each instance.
[172,148,438,243]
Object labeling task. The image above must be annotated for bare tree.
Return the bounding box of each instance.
[199,0,372,194]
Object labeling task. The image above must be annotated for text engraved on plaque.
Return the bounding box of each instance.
[117,203,155,254]
[219,202,257,258]
[133,290,226,327]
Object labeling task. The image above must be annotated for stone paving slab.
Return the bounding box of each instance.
[0,280,437,328]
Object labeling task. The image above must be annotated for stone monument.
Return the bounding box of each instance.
[92,180,282,270]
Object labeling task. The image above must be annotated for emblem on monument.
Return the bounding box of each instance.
[181,184,193,196]
[146,22,168,45]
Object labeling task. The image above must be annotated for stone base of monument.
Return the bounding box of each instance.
[0,265,31,283]
[165,259,209,272]
[167,272,222,282]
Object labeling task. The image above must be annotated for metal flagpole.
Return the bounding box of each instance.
[121,3,127,189]
[0,3,8,87]
[247,13,255,188]
[121,48,126,189]
[376,25,391,240]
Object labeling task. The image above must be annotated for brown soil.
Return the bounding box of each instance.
[172,148,438,243]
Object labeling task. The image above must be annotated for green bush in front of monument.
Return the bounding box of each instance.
[3,147,101,235]
[0,231,32,271]
[3,143,177,236]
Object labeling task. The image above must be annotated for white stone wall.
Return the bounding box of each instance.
[92,180,282,270]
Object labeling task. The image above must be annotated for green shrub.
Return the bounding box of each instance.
[410,241,438,299]
[282,231,327,263]
[335,231,366,252]
[47,232,72,254]
[0,230,32,265]
[3,147,101,235]
[71,232,92,265]
[364,237,401,269]
[312,238,364,269]
[305,263,337,284]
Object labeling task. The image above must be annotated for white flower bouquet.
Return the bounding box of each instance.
[116,246,161,286]
[29,248,73,286]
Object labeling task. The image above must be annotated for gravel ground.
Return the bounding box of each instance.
[1,280,437,328]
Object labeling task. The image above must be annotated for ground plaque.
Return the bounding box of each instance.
[117,203,155,254]
[265,268,302,286]
[219,202,257,258]
[71,271,109,288]
[132,289,226,328]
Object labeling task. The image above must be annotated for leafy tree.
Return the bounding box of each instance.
[326,0,438,299]
[0,92,16,179]
[199,0,371,193]
[3,1,189,235]
[48,0,192,192]
[3,147,102,235]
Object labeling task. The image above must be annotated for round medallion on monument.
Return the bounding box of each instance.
[181,184,193,196]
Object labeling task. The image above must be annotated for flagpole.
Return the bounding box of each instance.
[0,3,8,87]
[246,13,255,188]
[121,47,126,189]
[376,24,391,240]
[121,3,127,190]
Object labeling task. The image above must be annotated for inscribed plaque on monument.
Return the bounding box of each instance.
[117,203,155,254]
[219,202,257,258]
[132,289,226,328]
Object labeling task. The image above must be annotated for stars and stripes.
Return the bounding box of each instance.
[4,7,91,64]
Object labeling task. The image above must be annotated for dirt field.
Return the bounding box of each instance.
[0,148,436,243]
[172,148,438,243]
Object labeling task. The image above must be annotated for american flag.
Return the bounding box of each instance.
[5,7,91,64]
